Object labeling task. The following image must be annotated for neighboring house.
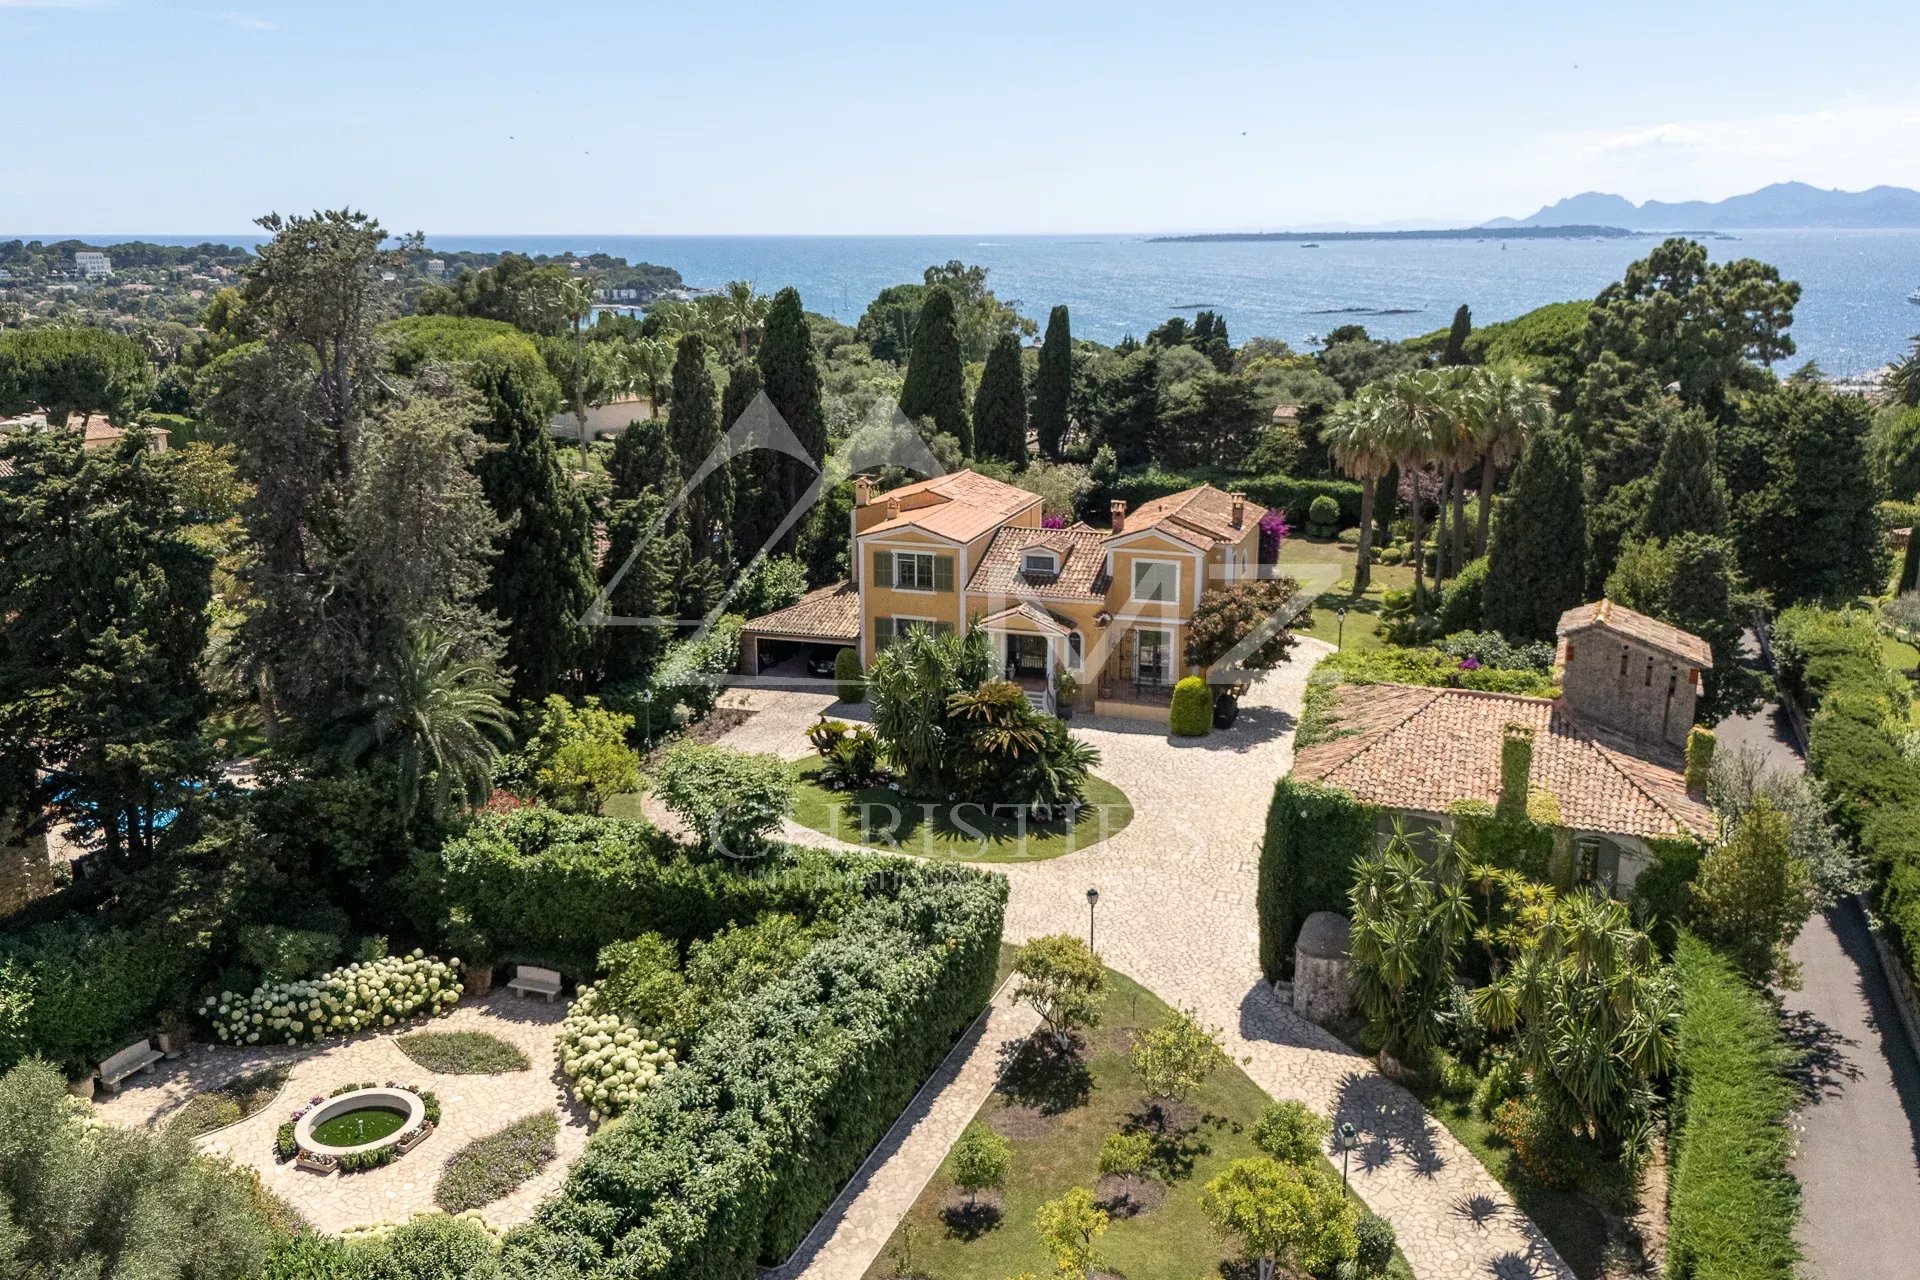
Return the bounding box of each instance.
[548,395,653,442]
[0,410,170,478]
[739,469,1265,720]
[1290,599,1715,897]
[73,251,111,279]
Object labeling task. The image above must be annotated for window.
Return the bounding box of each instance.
[1576,837,1623,898]
[1135,628,1173,684]
[1131,559,1179,603]
[1022,551,1059,577]
[894,552,935,591]
[1067,632,1084,671]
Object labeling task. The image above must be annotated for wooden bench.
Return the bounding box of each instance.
[97,1039,164,1092]
[505,964,563,1002]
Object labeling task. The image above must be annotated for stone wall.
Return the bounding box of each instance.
[1559,631,1698,748]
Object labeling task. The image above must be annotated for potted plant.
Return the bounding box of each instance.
[155,1010,191,1058]
[446,910,494,996]
[68,1071,96,1101]
[1054,667,1080,721]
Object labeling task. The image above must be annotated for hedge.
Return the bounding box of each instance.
[1110,467,1364,530]
[1170,676,1213,737]
[1258,778,1377,979]
[410,808,858,976]
[501,857,1006,1278]
[1667,932,1801,1280]
[0,918,206,1074]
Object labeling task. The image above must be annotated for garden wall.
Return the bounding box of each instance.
[1667,932,1801,1280]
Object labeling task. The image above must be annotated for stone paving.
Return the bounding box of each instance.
[707,643,1573,1280]
[96,991,588,1234]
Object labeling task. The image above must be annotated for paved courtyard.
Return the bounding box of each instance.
[709,646,1573,1280]
[95,991,588,1234]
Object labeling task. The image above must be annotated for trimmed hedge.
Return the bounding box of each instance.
[501,857,1006,1278]
[1170,676,1213,737]
[0,918,205,1074]
[1110,467,1364,530]
[1258,778,1376,979]
[1668,933,1801,1280]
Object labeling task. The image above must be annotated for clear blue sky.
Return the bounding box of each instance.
[5,0,1918,235]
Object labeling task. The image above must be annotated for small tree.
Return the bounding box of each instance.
[1183,577,1307,674]
[651,742,796,857]
[1200,1157,1358,1280]
[1033,1186,1109,1280]
[1693,794,1818,986]
[1013,934,1106,1052]
[1251,1099,1330,1166]
[949,1124,1012,1209]
[1128,1004,1228,1110]
[512,695,641,812]
[1097,1131,1156,1206]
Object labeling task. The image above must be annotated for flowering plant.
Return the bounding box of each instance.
[201,950,462,1046]
[557,984,678,1122]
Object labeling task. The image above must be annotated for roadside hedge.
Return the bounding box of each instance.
[501,857,1006,1278]
[1110,467,1364,529]
[1667,932,1801,1280]
[0,918,206,1074]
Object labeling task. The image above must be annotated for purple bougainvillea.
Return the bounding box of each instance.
[1259,509,1290,561]
[1041,513,1067,529]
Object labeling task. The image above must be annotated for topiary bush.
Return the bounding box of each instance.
[1435,556,1489,634]
[1169,676,1213,737]
[1307,493,1341,535]
[833,648,865,704]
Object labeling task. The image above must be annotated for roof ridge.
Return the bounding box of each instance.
[1554,704,1696,835]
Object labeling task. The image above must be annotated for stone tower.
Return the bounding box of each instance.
[1555,600,1712,750]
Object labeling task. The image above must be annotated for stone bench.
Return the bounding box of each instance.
[97,1039,164,1092]
[506,964,563,1002]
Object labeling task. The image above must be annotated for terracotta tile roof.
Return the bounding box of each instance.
[741,581,861,642]
[1122,484,1265,549]
[1290,682,1714,841]
[861,469,1040,542]
[966,525,1112,601]
[1557,599,1712,668]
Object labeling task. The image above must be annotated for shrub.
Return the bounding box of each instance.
[1307,493,1341,533]
[275,1121,298,1161]
[1431,628,1554,674]
[1491,1094,1580,1188]
[1251,1099,1329,1165]
[1353,1210,1398,1278]
[1667,933,1801,1280]
[833,648,865,703]
[1336,526,1362,546]
[435,1111,560,1213]
[554,983,678,1120]
[1169,676,1213,737]
[201,951,461,1046]
[237,924,343,984]
[0,918,205,1074]
[1258,777,1376,979]
[504,695,642,814]
[816,723,884,790]
[1108,466,1362,529]
[652,743,796,857]
[1435,556,1489,633]
[1470,1050,1527,1122]
[1377,544,1404,565]
[394,1031,530,1075]
[364,1213,503,1280]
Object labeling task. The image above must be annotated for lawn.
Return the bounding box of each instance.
[1274,535,1415,656]
[788,761,1133,863]
[864,967,1409,1280]
[1878,631,1920,721]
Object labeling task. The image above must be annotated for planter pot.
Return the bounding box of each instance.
[1377,1049,1417,1082]
[396,1122,434,1154]
[1058,704,1076,722]
[463,965,495,997]
[156,1029,189,1059]
[295,1150,338,1174]
[1212,694,1240,730]
[69,1075,96,1101]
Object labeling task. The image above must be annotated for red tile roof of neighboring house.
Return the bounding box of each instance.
[861,469,1040,542]
[1123,484,1265,549]
[966,525,1112,601]
[1557,599,1712,668]
[740,581,861,642]
[1290,682,1714,841]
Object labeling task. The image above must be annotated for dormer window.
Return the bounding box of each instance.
[1022,550,1059,578]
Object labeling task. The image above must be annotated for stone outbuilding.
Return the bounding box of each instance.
[1292,911,1353,1024]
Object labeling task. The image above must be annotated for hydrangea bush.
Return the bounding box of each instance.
[201,950,462,1045]
[556,984,677,1121]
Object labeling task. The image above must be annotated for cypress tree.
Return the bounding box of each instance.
[720,362,770,555]
[598,491,688,685]
[1901,531,1920,595]
[1641,410,1728,540]
[898,285,969,451]
[1442,304,1472,366]
[1484,429,1589,641]
[757,287,826,551]
[666,333,731,562]
[1033,305,1072,460]
[608,416,678,505]
[972,332,1028,466]
[469,344,597,705]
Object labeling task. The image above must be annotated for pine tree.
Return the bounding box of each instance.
[598,492,689,685]
[898,285,969,451]
[1731,385,1886,603]
[1442,305,1472,366]
[972,332,1028,466]
[470,343,597,705]
[720,361,771,555]
[1485,429,1589,641]
[757,287,826,551]
[666,333,732,563]
[1033,305,1073,460]
[1641,409,1728,540]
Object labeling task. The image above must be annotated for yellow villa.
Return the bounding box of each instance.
[739,469,1266,720]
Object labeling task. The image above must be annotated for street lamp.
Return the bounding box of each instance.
[1085,887,1100,954]
[1338,1121,1357,1188]
[1336,606,1348,650]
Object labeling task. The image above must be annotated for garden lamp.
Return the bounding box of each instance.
[1339,1121,1357,1187]
[1086,887,1100,953]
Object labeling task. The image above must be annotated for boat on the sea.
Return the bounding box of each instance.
[1909,286,1920,305]
[1300,242,1320,248]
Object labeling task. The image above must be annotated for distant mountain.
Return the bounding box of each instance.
[1484,182,1920,230]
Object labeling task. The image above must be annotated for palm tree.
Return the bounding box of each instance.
[1467,368,1554,558]
[1369,370,1451,601]
[718,280,768,360]
[337,631,513,821]
[1433,367,1482,583]
[1887,335,1920,409]
[1325,391,1395,595]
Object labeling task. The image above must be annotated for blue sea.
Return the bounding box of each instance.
[32,228,1920,376]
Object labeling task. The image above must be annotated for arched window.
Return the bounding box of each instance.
[1067,632,1084,671]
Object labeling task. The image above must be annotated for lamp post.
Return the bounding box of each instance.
[1338,1121,1357,1188]
[640,688,654,755]
[1085,887,1100,954]
[1337,606,1348,650]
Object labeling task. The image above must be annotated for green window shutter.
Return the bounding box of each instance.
[874,617,894,649]
[933,555,955,592]
[873,549,893,587]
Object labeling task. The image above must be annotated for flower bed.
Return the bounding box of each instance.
[201,950,462,1045]
[556,985,677,1122]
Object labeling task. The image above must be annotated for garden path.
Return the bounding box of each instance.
[707,642,1573,1279]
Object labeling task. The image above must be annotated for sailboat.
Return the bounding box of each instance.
[1909,285,1920,305]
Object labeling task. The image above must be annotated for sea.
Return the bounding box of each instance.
[34,228,1920,377]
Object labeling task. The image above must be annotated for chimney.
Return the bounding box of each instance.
[1229,491,1246,528]
[854,475,872,507]
[1109,499,1126,534]
[886,496,901,521]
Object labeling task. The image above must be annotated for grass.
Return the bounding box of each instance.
[864,967,1410,1280]
[1275,534,1416,656]
[165,1064,290,1138]
[1877,631,1920,720]
[788,763,1133,863]
[394,1030,531,1075]
[201,703,268,761]
[434,1110,560,1213]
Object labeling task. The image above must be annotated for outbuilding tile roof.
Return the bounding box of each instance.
[740,581,861,642]
[1290,682,1714,841]
[1557,599,1713,668]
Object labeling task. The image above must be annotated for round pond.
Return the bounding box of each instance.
[294,1087,427,1156]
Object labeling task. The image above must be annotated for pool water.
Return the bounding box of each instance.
[310,1106,407,1147]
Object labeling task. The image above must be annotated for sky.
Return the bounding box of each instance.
[4,0,1920,235]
